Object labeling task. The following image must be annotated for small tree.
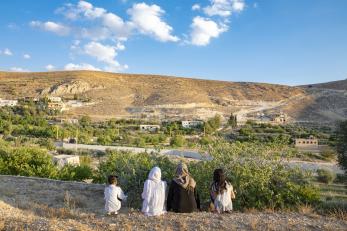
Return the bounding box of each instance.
[336,120,347,172]
[228,113,237,128]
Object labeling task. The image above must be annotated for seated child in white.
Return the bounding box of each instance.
[141,166,167,216]
[210,169,236,213]
[104,175,127,215]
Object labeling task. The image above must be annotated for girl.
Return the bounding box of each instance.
[167,163,200,213]
[210,169,235,213]
[141,166,167,216]
[104,175,127,215]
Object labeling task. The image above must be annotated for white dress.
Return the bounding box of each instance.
[214,183,233,213]
[141,167,167,216]
[104,185,127,213]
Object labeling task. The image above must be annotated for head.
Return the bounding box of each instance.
[213,169,226,184]
[148,166,161,182]
[176,162,189,177]
[108,175,118,185]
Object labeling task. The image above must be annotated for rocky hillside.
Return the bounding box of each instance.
[0,71,346,123]
[0,175,346,231]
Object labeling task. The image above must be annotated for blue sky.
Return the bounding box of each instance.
[0,0,346,85]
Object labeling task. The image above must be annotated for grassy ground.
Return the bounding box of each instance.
[0,175,347,230]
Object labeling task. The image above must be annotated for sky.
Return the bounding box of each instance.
[0,0,346,85]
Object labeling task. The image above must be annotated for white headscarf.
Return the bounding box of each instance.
[148,166,162,183]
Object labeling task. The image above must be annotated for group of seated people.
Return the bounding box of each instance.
[104,163,236,216]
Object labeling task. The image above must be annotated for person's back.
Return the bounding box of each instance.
[213,182,234,213]
[104,175,127,215]
[167,163,200,213]
[167,180,199,213]
[210,169,235,213]
[142,167,167,216]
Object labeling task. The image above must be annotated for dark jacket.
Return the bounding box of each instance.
[167,180,200,213]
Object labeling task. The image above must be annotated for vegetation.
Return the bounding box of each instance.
[94,140,319,210]
[316,169,336,184]
[336,120,347,172]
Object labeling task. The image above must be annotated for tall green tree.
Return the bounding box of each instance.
[336,120,347,172]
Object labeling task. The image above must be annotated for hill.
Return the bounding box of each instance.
[1,175,346,231]
[303,79,347,91]
[0,71,346,123]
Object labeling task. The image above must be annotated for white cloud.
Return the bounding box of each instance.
[127,3,179,42]
[3,48,13,56]
[203,0,245,17]
[190,16,228,46]
[64,63,101,71]
[83,41,127,72]
[10,67,29,72]
[45,64,55,71]
[30,21,70,36]
[192,4,201,11]
[23,54,31,59]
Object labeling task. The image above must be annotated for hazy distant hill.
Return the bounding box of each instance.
[303,79,347,91]
[0,71,346,123]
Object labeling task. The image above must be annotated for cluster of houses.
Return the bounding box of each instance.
[0,96,87,112]
[140,120,204,132]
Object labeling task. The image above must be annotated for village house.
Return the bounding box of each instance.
[53,155,80,168]
[47,102,65,111]
[0,98,18,107]
[59,118,79,124]
[271,112,288,125]
[181,120,204,129]
[295,135,319,148]
[48,96,62,102]
[140,124,161,132]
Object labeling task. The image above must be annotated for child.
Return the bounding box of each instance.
[141,166,167,216]
[104,175,127,215]
[210,169,235,213]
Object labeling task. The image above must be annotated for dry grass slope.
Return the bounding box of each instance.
[0,175,346,231]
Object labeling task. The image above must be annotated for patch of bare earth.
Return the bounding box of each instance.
[0,175,346,231]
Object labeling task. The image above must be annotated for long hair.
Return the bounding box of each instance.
[212,169,227,194]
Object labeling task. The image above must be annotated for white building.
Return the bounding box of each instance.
[48,96,62,102]
[0,99,18,107]
[66,100,83,108]
[181,120,204,129]
[53,155,80,168]
[140,124,160,132]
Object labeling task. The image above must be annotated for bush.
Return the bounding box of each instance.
[59,165,94,181]
[316,169,336,184]
[170,135,185,147]
[94,140,319,210]
[0,145,58,178]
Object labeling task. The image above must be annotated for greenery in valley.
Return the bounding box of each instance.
[94,140,320,210]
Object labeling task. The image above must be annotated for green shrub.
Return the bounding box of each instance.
[316,169,336,184]
[94,140,319,210]
[59,165,94,181]
[0,146,58,178]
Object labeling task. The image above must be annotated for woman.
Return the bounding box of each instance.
[167,163,200,213]
[210,168,235,213]
[141,166,167,216]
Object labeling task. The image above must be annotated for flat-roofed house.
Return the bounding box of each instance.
[0,99,18,107]
[295,135,319,148]
[140,124,160,132]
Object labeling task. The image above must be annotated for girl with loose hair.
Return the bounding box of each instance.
[210,168,235,213]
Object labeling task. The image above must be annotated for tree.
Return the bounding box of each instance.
[228,113,237,128]
[336,120,347,172]
[170,135,185,147]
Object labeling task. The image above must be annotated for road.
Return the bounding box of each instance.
[56,142,207,160]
